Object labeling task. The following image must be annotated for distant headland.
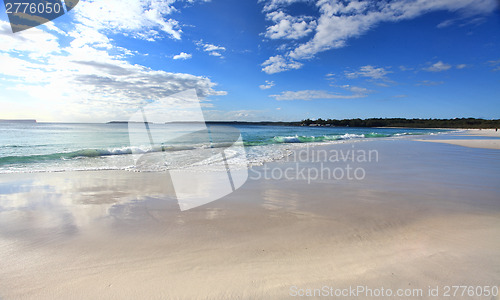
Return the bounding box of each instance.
[107,121,152,124]
[0,119,37,123]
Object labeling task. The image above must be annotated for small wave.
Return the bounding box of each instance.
[0,146,166,166]
[0,141,247,166]
[393,132,426,136]
[364,133,391,138]
[339,133,364,139]
[273,135,302,143]
[270,132,393,144]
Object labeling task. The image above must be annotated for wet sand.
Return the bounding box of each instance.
[0,138,499,299]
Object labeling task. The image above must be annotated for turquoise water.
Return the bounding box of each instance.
[0,122,448,173]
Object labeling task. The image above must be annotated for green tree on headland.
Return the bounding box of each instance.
[299,118,500,129]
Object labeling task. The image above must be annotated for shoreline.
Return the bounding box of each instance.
[413,128,500,150]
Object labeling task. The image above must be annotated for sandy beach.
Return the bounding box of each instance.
[414,129,500,150]
[2,0,499,296]
[0,131,499,299]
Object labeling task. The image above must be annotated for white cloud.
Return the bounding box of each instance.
[259,80,275,89]
[437,18,456,28]
[203,109,268,121]
[173,52,192,60]
[456,64,467,69]
[73,0,210,41]
[423,61,452,72]
[488,59,500,71]
[43,22,68,36]
[399,65,413,71]
[345,65,392,80]
[203,44,225,52]
[196,41,226,58]
[209,52,222,57]
[438,16,486,28]
[264,11,317,40]
[260,0,498,73]
[261,55,303,74]
[340,85,372,94]
[0,20,225,122]
[0,21,60,58]
[68,24,113,49]
[73,0,178,40]
[270,87,368,101]
[260,0,310,12]
[416,80,445,86]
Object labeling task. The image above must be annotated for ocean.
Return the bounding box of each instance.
[0,122,449,173]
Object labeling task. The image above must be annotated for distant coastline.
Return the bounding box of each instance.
[2,118,496,129]
[107,121,152,124]
[0,119,36,123]
[106,118,500,129]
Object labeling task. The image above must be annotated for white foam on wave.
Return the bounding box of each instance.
[339,133,365,139]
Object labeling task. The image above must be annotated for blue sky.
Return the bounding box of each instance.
[0,0,499,122]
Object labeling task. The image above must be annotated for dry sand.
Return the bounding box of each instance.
[415,139,500,150]
[462,129,500,137]
[0,139,499,299]
[414,129,500,150]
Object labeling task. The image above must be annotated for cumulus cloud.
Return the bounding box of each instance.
[196,41,226,57]
[264,11,317,40]
[261,55,302,74]
[73,0,193,41]
[259,80,276,89]
[260,0,498,73]
[423,61,452,72]
[173,52,192,60]
[260,0,310,12]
